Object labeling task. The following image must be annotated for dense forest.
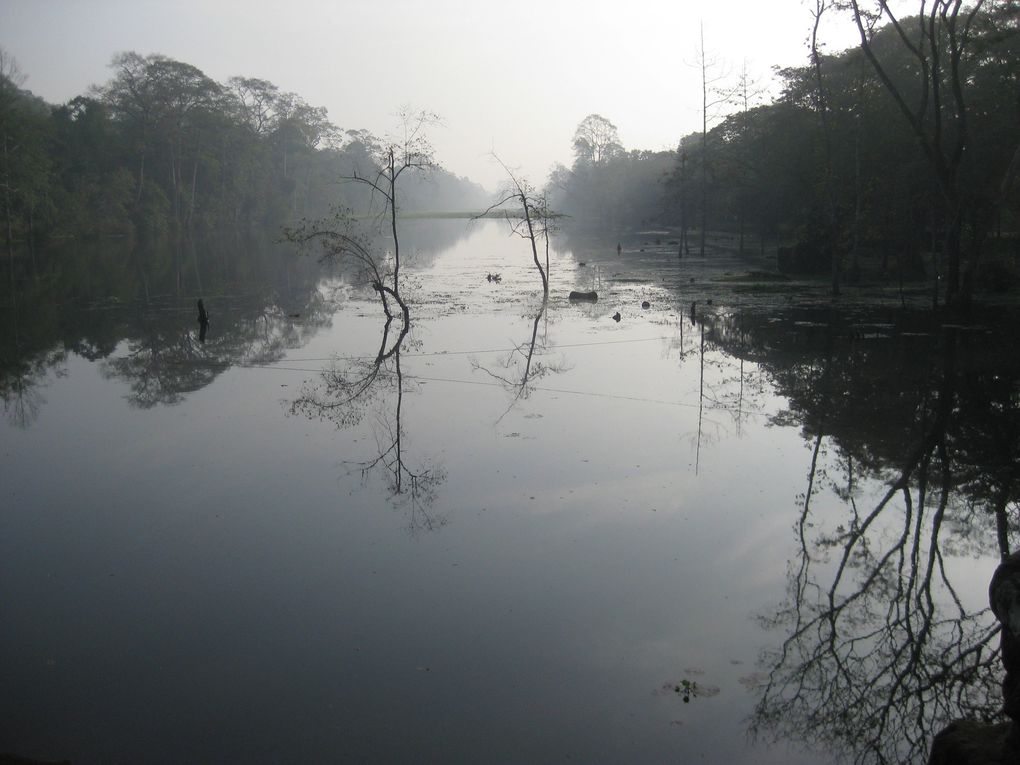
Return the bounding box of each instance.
[2,3,1018,308]
[547,3,1020,303]
[0,50,489,247]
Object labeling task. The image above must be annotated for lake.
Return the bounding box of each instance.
[2,219,1017,764]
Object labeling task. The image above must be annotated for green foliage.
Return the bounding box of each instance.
[553,7,1019,297]
[0,48,489,262]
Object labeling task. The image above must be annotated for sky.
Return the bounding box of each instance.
[0,0,868,191]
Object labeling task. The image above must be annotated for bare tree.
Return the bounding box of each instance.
[691,25,736,257]
[729,59,766,256]
[344,109,439,298]
[284,209,410,327]
[811,0,843,296]
[478,155,559,297]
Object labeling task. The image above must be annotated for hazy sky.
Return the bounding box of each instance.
[1,0,866,190]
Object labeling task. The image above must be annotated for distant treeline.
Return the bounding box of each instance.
[546,5,1019,295]
[0,50,490,245]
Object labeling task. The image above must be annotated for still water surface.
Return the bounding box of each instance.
[2,220,1015,763]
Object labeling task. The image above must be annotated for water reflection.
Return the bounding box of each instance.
[470,300,570,420]
[290,316,447,534]
[98,293,334,408]
[719,310,1020,763]
[1,232,334,419]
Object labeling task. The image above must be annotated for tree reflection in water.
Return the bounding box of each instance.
[101,293,335,408]
[1,231,333,420]
[469,300,569,421]
[747,319,1020,764]
[290,316,447,534]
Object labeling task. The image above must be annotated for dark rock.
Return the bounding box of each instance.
[612,312,621,322]
[569,291,598,302]
[927,551,1020,764]
[991,550,1020,723]
[927,720,1016,765]
[641,301,651,309]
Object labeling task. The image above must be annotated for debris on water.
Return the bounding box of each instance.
[659,677,721,703]
[612,312,622,322]
[642,301,651,309]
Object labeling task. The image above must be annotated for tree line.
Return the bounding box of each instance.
[0,49,489,253]
[546,3,1019,305]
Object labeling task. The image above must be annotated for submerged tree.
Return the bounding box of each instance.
[344,109,439,299]
[481,155,558,297]
[285,210,410,327]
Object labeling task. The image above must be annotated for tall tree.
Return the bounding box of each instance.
[346,109,438,299]
[571,113,623,165]
[100,52,222,228]
[693,25,735,257]
[481,155,555,297]
[811,0,842,295]
[846,0,990,307]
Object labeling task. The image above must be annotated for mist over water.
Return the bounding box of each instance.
[2,220,1016,763]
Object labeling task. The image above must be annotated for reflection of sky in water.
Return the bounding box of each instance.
[0,220,1007,764]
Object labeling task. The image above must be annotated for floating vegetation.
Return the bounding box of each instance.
[658,677,722,704]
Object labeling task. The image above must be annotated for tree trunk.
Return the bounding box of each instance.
[700,25,708,258]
